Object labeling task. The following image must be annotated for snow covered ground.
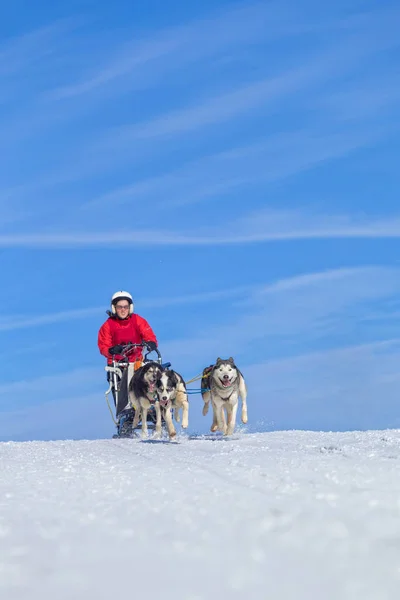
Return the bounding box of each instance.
[1,430,400,600]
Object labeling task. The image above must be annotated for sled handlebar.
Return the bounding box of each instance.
[144,346,162,363]
[114,342,163,363]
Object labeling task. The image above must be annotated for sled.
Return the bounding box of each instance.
[104,342,171,438]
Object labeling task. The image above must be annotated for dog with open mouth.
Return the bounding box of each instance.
[128,361,163,437]
[201,357,248,436]
[155,368,189,440]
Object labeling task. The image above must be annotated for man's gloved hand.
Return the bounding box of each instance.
[145,341,157,352]
[109,344,124,355]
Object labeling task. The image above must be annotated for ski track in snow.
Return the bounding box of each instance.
[1,430,400,599]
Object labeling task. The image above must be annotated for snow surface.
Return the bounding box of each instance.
[1,430,400,600]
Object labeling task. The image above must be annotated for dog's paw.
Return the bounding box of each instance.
[202,404,209,416]
[241,412,248,424]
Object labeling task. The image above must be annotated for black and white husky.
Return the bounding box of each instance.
[128,362,163,437]
[155,368,189,439]
[201,357,248,436]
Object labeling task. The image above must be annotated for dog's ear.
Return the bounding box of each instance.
[228,357,235,365]
[216,357,222,365]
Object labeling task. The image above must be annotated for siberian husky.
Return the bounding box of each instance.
[155,368,189,439]
[201,357,248,436]
[128,361,163,437]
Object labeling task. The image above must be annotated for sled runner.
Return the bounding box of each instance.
[104,342,171,438]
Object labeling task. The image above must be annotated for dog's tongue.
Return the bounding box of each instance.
[149,382,155,391]
[222,379,231,387]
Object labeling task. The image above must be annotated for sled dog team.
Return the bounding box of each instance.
[128,356,248,440]
[98,291,248,440]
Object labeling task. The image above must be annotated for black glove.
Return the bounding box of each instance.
[145,341,157,352]
[109,344,124,355]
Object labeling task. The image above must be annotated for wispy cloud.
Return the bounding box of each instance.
[0,307,102,332]
[0,19,75,79]
[314,74,400,123]
[0,367,99,400]
[0,18,80,119]
[252,267,390,296]
[46,7,399,193]
[0,342,57,362]
[2,337,400,441]
[225,208,400,243]
[244,337,400,431]
[0,392,109,442]
[0,286,254,331]
[4,116,388,221]
[3,2,398,216]
[142,286,255,308]
[0,18,82,162]
[161,265,400,368]
[2,268,395,355]
[40,3,400,107]
[114,71,308,141]
[3,209,400,247]
[83,126,387,210]
[0,367,105,441]
[98,9,400,148]
[47,2,312,101]
[0,364,107,441]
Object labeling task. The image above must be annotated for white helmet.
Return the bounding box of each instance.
[111,290,134,315]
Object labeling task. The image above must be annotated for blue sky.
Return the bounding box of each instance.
[1,0,400,441]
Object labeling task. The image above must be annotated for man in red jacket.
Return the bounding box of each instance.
[98,290,158,365]
[98,291,159,430]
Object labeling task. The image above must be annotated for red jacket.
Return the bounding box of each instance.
[98,314,158,364]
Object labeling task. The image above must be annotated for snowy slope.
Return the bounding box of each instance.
[1,430,400,600]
